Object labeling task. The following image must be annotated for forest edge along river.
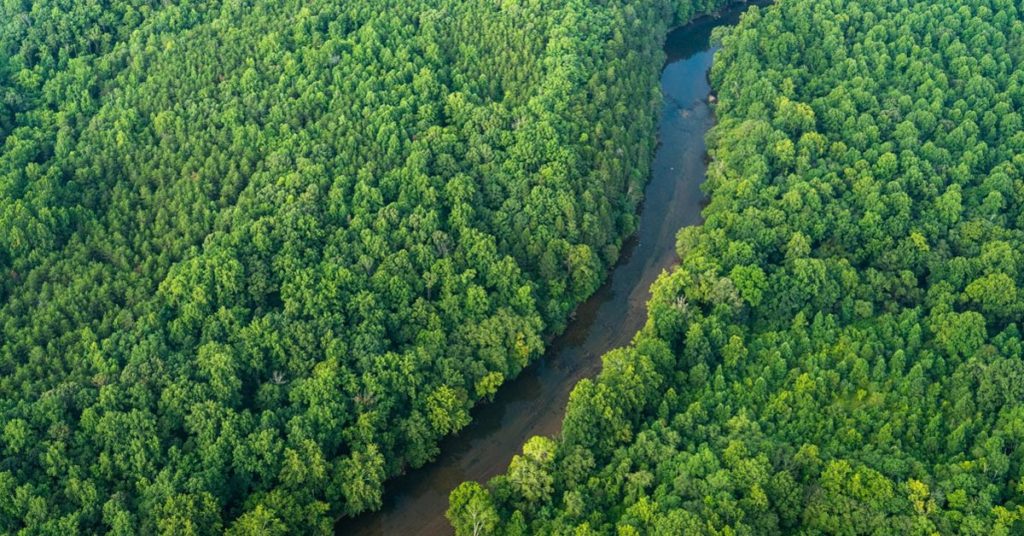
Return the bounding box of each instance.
[338,4,762,534]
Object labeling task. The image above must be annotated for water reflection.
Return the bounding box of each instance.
[337,4,761,535]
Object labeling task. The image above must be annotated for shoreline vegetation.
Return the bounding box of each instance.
[4,0,1022,534]
[340,2,753,534]
[0,0,739,533]
[456,0,1024,534]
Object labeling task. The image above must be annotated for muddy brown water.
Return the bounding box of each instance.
[338,4,760,534]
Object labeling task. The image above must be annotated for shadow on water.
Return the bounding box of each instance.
[337,3,766,534]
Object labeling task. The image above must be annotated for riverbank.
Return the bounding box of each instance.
[336,4,760,533]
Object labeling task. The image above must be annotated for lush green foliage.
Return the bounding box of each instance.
[465,0,1024,533]
[0,0,710,532]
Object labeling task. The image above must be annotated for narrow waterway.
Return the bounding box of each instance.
[338,5,756,535]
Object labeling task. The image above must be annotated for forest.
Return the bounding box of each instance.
[6,0,1024,534]
[456,0,1024,534]
[0,0,733,533]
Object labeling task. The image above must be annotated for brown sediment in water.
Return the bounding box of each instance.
[337,4,762,535]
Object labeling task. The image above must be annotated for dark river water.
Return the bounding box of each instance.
[338,4,757,535]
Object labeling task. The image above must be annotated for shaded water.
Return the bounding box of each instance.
[338,5,757,534]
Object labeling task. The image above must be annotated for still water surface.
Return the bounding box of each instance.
[338,5,758,534]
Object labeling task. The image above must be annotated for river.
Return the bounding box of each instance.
[338,4,756,534]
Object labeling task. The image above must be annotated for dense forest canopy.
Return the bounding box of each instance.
[459,0,1024,534]
[0,0,734,533]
